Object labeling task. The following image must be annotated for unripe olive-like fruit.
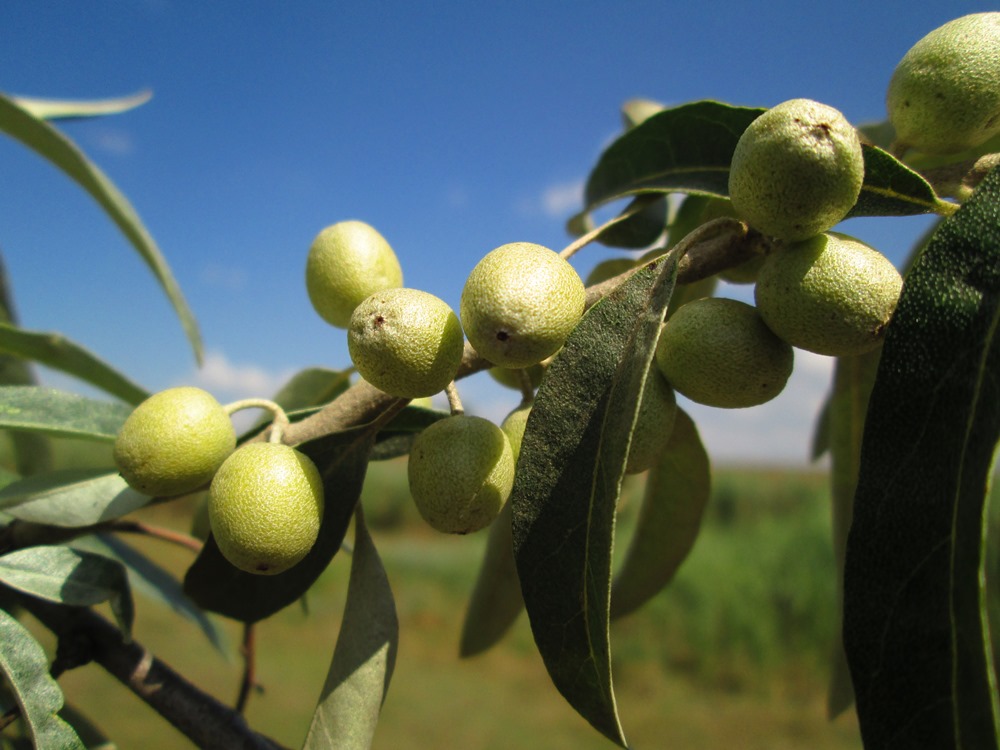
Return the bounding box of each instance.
[114,387,236,497]
[460,242,586,369]
[887,13,1000,154]
[408,415,515,534]
[306,220,404,328]
[584,257,636,287]
[728,99,864,242]
[209,443,324,575]
[348,288,465,398]
[488,363,546,391]
[754,232,903,357]
[625,369,678,475]
[500,403,532,464]
[655,298,793,409]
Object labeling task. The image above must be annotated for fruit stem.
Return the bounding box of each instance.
[516,368,535,404]
[445,382,465,415]
[223,398,290,444]
[559,198,650,260]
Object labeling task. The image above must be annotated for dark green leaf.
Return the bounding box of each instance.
[848,144,954,217]
[10,90,152,121]
[369,405,448,461]
[184,422,382,622]
[594,195,669,249]
[0,323,148,405]
[511,247,682,747]
[0,608,85,749]
[303,509,397,749]
[610,408,710,620]
[826,349,881,719]
[0,386,131,442]
[72,534,227,654]
[270,367,352,414]
[582,100,952,224]
[0,469,150,527]
[459,501,523,657]
[0,546,134,639]
[584,100,764,210]
[843,167,1000,748]
[0,92,202,363]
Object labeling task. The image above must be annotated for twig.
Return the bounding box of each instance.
[235,623,258,715]
[18,595,288,750]
[108,520,204,554]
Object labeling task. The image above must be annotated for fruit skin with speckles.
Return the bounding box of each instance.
[460,242,586,369]
[348,288,465,399]
[408,415,515,534]
[754,232,903,357]
[306,220,404,329]
[114,386,236,497]
[655,298,793,409]
[208,443,324,576]
[887,13,1000,155]
[728,98,864,242]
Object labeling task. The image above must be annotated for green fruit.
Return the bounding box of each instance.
[408,415,515,534]
[306,220,404,328]
[728,98,864,242]
[500,403,532,463]
[584,257,637,287]
[209,443,324,575]
[348,288,465,398]
[488,363,546,392]
[887,13,1000,154]
[719,254,766,285]
[655,298,793,409]
[754,232,903,356]
[460,242,586,369]
[114,387,236,497]
[625,369,678,475]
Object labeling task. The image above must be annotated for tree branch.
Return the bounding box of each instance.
[18,595,288,750]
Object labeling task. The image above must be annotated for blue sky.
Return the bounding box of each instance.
[0,1,991,463]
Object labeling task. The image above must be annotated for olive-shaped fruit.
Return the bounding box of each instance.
[584,257,637,287]
[114,386,236,497]
[305,220,404,329]
[728,98,864,242]
[754,232,903,357]
[500,403,532,464]
[655,298,793,409]
[209,443,324,575]
[408,415,515,534]
[460,242,586,369]
[625,368,678,475]
[348,288,465,398]
[488,364,546,392]
[887,13,1000,155]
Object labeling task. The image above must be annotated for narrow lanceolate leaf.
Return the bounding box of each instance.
[843,166,1000,749]
[270,367,352,414]
[826,349,881,719]
[594,195,669,249]
[303,509,397,750]
[0,386,131,441]
[581,100,951,222]
[511,246,682,747]
[9,89,152,120]
[72,534,227,654]
[184,421,385,622]
[0,469,150,527]
[610,409,710,620]
[0,608,85,749]
[0,92,202,362]
[0,322,149,405]
[459,501,523,657]
[0,546,134,640]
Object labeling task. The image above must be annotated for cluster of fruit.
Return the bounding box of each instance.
[113,387,324,575]
[110,12,1000,568]
[306,220,588,533]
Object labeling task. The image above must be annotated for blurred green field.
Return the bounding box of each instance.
[21,459,877,749]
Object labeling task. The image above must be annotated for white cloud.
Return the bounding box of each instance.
[88,127,136,156]
[683,349,836,465]
[187,350,294,405]
[199,262,248,291]
[540,180,584,218]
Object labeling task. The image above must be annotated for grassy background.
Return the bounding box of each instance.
[17,457,877,749]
